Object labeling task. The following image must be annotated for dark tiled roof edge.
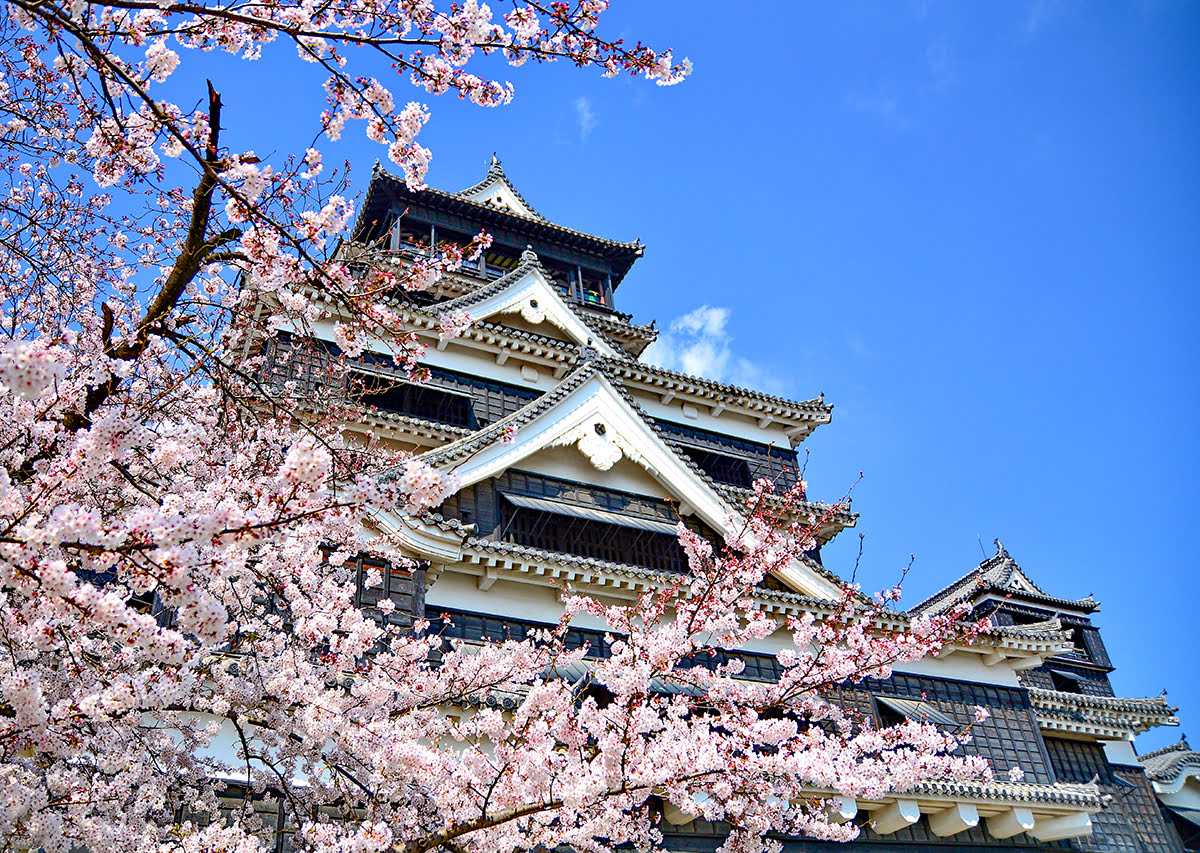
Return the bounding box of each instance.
[372,165,642,251]
[907,548,1098,616]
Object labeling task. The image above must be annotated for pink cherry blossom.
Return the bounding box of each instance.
[0,4,997,852]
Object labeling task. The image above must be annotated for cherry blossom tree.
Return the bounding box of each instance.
[0,2,994,851]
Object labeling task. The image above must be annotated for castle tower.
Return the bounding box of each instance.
[259,158,1188,851]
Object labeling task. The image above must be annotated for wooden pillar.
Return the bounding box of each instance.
[429,223,437,256]
[389,213,401,251]
[604,273,614,307]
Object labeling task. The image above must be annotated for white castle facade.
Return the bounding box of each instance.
[261,158,1199,852]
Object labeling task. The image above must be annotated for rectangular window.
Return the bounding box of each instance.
[355,373,478,428]
[874,695,959,728]
[682,448,754,488]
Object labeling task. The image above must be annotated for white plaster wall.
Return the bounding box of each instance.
[1159,777,1200,809]
[633,393,797,447]
[427,572,609,633]
[419,344,560,389]
[492,310,575,342]
[893,653,1023,687]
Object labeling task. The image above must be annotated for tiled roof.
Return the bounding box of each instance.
[992,618,1070,641]
[712,483,858,531]
[364,162,644,254]
[330,284,828,424]
[459,536,851,613]
[401,361,600,471]
[603,357,833,426]
[452,155,546,221]
[345,404,476,442]
[907,544,1098,616]
[905,778,1105,810]
[576,311,658,354]
[1030,688,1179,736]
[1139,737,1200,784]
[416,250,644,358]
[464,535,676,584]
[1030,688,1177,718]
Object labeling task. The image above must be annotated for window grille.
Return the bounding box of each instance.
[426,608,781,683]
[657,421,800,489]
[680,447,754,488]
[1048,667,1087,694]
[426,607,611,658]
[355,372,478,428]
[874,695,959,728]
[499,494,690,573]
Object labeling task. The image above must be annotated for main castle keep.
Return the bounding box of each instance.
[263,157,1198,851]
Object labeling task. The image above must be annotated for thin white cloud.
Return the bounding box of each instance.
[1024,0,1071,35]
[642,305,787,395]
[925,41,955,92]
[846,90,902,124]
[574,96,597,140]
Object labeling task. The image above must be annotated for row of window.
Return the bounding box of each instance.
[426,607,783,683]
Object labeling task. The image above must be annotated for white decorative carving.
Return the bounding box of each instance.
[576,429,622,470]
[520,298,546,325]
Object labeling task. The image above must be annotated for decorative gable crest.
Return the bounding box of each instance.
[392,364,845,601]
[555,420,623,470]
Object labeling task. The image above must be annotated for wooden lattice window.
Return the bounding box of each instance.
[681,447,753,488]
[499,498,689,573]
[356,373,478,428]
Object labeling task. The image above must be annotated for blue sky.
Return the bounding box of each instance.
[216,2,1199,746]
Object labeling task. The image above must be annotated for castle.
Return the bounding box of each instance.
[262,157,1198,851]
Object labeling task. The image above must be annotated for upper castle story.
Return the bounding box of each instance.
[259,157,855,597]
[353,155,654,354]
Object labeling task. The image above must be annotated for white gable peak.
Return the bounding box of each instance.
[414,366,844,601]
[456,260,621,357]
[455,156,544,220]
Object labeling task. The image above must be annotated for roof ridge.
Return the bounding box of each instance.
[1140,736,1193,760]
[607,357,830,417]
[426,251,631,356]
[452,154,546,221]
[906,545,1099,616]
[370,165,643,252]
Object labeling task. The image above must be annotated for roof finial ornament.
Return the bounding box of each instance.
[994,538,1008,558]
[488,153,504,175]
[579,339,598,363]
[520,244,537,263]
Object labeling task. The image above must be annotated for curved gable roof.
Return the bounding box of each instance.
[908,543,1099,616]
[387,360,848,600]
